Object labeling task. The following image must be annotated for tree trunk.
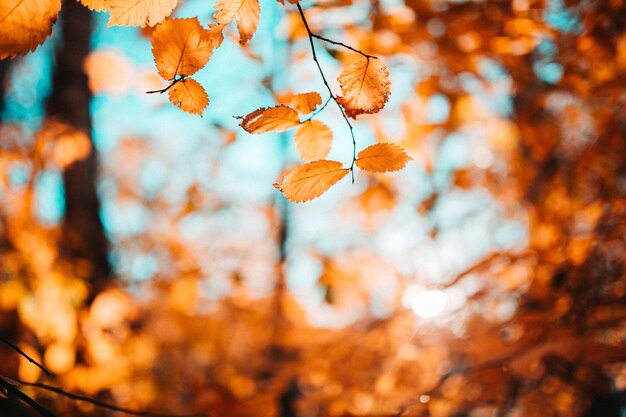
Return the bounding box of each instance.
[46,0,111,297]
[0,59,10,114]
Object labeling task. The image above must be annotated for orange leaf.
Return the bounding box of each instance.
[78,0,110,11]
[168,78,209,116]
[294,120,333,161]
[274,160,349,203]
[290,92,322,114]
[107,0,177,27]
[337,57,391,119]
[0,0,61,59]
[240,106,300,134]
[151,18,221,80]
[213,0,260,45]
[355,143,411,173]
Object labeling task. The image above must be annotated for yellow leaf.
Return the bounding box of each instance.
[79,0,110,12]
[0,0,61,59]
[168,78,209,116]
[213,0,260,45]
[151,18,221,80]
[355,143,411,173]
[240,105,300,134]
[107,0,178,27]
[274,160,348,203]
[290,92,322,114]
[294,120,333,161]
[337,57,391,119]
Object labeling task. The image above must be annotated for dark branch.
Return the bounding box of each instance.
[0,378,57,417]
[17,381,205,417]
[146,77,183,94]
[310,34,377,59]
[0,337,51,376]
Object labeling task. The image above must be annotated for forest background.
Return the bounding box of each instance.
[0,0,625,416]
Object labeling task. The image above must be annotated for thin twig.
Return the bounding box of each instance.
[0,378,57,417]
[0,336,51,376]
[18,381,206,417]
[303,95,332,122]
[146,77,183,94]
[296,1,369,183]
[437,251,533,290]
[311,34,377,59]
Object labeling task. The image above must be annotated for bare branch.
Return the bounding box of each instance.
[438,251,533,290]
[0,378,57,417]
[0,336,51,376]
[146,77,183,94]
[17,380,206,417]
[310,33,376,59]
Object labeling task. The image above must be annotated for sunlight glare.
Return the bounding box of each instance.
[406,288,447,319]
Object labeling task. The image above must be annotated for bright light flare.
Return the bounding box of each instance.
[403,287,448,319]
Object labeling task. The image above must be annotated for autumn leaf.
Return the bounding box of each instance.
[213,0,260,45]
[294,120,333,161]
[355,143,411,173]
[0,0,61,59]
[168,79,209,116]
[290,92,322,114]
[107,0,177,27]
[274,160,349,203]
[78,0,110,12]
[337,57,391,119]
[240,106,300,134]
[151,18,221,80]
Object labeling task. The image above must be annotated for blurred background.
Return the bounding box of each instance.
[0,0,625,416]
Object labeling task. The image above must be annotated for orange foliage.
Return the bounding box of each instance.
[0,0,61,59]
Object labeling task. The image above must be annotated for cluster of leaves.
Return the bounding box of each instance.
[1,0,410,203]
[238,94,409,202]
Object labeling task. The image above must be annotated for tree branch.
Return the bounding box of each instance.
[437,251,533,290]
[146,77,183,94]
[0,378,57,417]
[0,337,51,376]
[17,380,205,417]
[310,34,377,59]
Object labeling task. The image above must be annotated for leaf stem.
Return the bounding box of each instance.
[146,77,184,94]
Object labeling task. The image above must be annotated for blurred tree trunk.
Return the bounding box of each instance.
[0,59,9,114]
[47,0,111,297]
